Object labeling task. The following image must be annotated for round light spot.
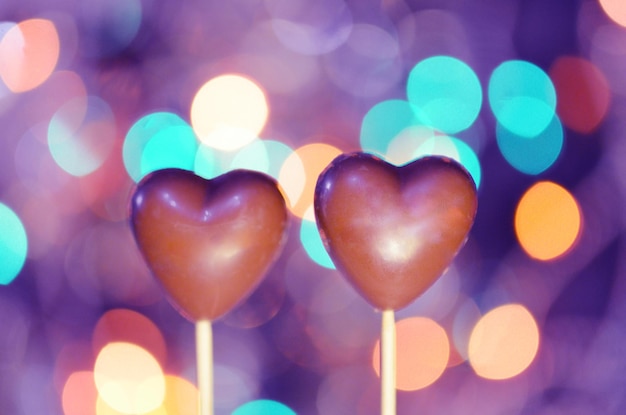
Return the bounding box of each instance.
[515,181,582,261]
[124,112,195,182]
[48,95,116,177]
[161,375,197,415]
[372,317,450,391]
[360,99,430,157]
[62,371,97,415]
[385,125,435,166]
[190,74,268,151]
[407,56,482,134]
[496,115,564,175]
[139,124,198,178]
[0,202,28,285]
[0,18,60,92]
[468,304,539,380]
[414,135,482,188]
[300,207,335,269]
[94,342,166,414]
[92,309,167,365]
[549,56,610,134]
[488,60,556,138]
[229,138,270,173]
[599,0,626,27]
[194,143,222,179]
[232,399,296,415]
[278,142,342,218]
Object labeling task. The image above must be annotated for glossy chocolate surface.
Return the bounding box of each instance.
[130,168,288,321]
[314,152,477,311]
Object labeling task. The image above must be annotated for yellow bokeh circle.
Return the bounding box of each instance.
[468,303,539,380]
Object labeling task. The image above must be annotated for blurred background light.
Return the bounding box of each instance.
[468,303,539,380]
[300,207,335,269]
[190,74,268,151]
[278,142,341,218]
[488,60,557,138]
[0,202,28,285]
[0,18,59,93]
[123,112,194,183]
[372,317,450,391]
[515,181,582,261]
[159,375,198,415]
[549,55,610,134]
[62,371,97,415]
[414,135,482,187]
[93,342,166,414]
[92,309,167,365]
[407,55,482,134]
[360,99,430,157]
[599,0,626,28]
[48,95,116,177]
[232,399,296,415]
[139,122,198,178]
[496,115,564,175]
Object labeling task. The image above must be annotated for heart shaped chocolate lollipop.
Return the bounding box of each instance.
[130,168,288,321]
[314,152,477,311]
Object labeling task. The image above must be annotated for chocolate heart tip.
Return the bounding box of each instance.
[314,152,478,311]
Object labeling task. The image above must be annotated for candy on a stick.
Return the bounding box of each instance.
[130,168,288,415]
[314,152,477,415]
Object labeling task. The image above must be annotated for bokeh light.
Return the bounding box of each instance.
[229,138,294,179]
[139,122,198,178]
[92,309,167,365]
[0,202,28,285]
[360,99,429,157]
[384,125,436,165]
[407,55,482,134]
[232,399,296,415]
[160,375,198,415]
[123,112,196,182]
[96,396,167,415]
[414,135,482,187]
[549,55,610,134]
[468,303,539,380]
[496,115,564,175]
[62,371,97,415]
[300,207,335,269]
[48,95,116,177]
[488,60,557,138]
[515,181,582,261]
[0,18,60,92]
[190,74,268,151]
[599,0,626,28]
[372,317,450,391]
[278,142,342,218]
[93,342,166,414]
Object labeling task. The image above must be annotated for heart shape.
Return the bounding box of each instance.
[130,168,288,321]
[314,152,477,311]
